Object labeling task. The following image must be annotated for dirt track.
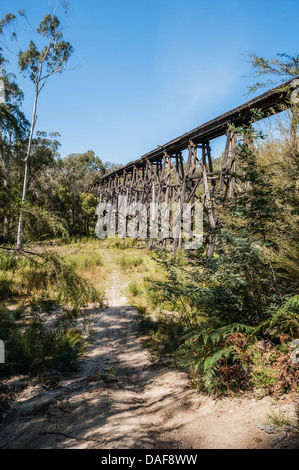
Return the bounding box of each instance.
[0,270,297,449]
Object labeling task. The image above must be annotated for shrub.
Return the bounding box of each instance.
[0,275,13,301]
[0,249,104,308]
[177,321,252,395]
[4,315,86,375]
[117,254,143,269]
[0,252,18,270]
[128,281,141,297]
[258,295,299,339]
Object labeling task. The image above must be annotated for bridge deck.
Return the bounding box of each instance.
[99,77,297,181]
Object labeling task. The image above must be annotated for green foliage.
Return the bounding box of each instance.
[246,52,299,94]
[29,294,58,315]
[36,251,104,308]
[134,306,157,336]
[254,295,299,339]
[150,235,279,326]
[177,321,252,394]
[0,273,13,299]
[106,238,138,250]
[0,251,18,270]
[0,303,14,340]
[116,254,143,269]
[0,248,104,309]
[138,310,184,361]
[0,69,29,145]
[14,303,26,319]
[249,348,278,390]
[14,10,73,83]
[128,281,141,297]
[68,252,103,270]
[44,151,106,236]
[22,204,69,242]
[265,409,298,429]
[1,306,86,375]
[80,193,99,229]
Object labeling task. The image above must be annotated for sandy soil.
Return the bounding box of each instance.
[0,270,297,449]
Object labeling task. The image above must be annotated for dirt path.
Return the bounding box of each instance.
[0,270,297,449]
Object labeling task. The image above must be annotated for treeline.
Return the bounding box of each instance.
[1,131,109,243]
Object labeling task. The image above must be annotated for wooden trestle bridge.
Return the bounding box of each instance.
[95,78,298,254]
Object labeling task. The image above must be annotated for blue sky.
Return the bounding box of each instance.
[0,0,298,165]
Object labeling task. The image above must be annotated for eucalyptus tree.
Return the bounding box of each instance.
[0,53,29,188]
[0,52,29,240]
[53,150,106,234]
[0,3,74,248]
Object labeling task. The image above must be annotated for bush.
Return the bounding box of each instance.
[29,295,58,315]
[176,321,252,395]
[0,249,104,308]
[0,304,15,340]
[3,313,86,375]
[136,309,184,361]
[0,252,18,270]
[116,254,143,269]
[128,281,141,297]
[0,275,13,301]
[259,295,299,339]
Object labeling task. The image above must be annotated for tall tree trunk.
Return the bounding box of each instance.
[16,87,39,249]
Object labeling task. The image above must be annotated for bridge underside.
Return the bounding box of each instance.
[95,78,298,254]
